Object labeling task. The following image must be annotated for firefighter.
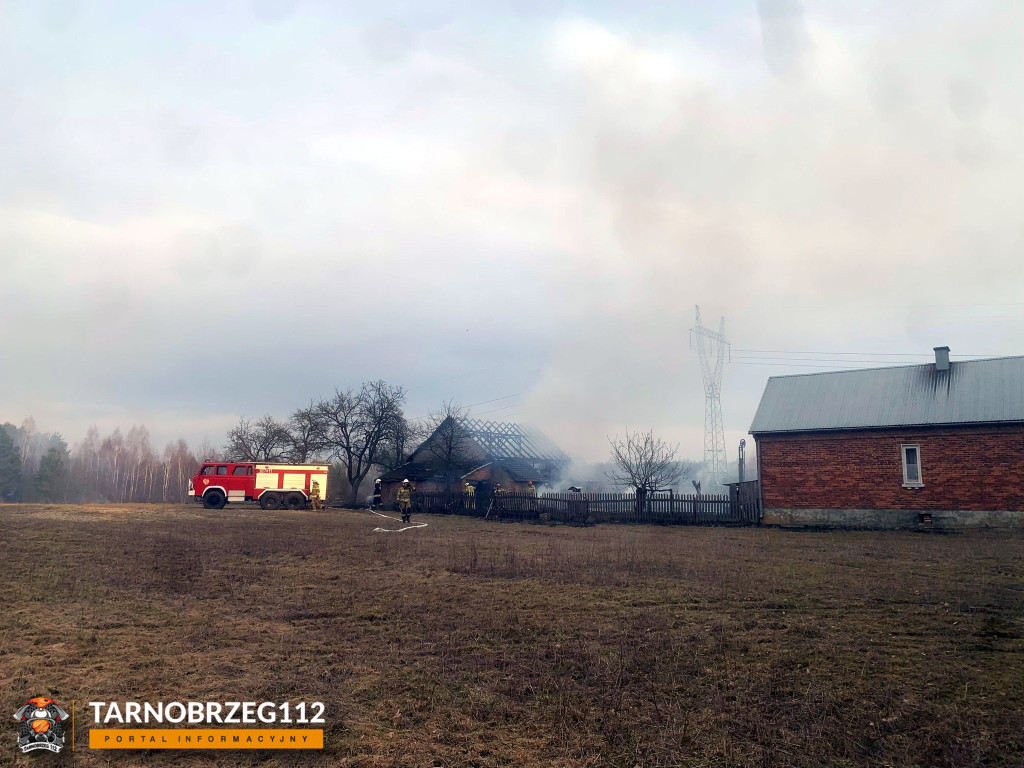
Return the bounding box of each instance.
[493,482,505,517]
[372,478,382,508]
[397,479,413,523]
[525,479,537,514]
[464,481,475,511]
[310,480,323,511]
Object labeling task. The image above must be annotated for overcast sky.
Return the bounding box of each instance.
[2,0,1023,463]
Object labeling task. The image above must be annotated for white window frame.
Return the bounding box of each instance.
[901,444,924,488]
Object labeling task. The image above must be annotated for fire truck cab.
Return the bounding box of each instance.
[189,462,329,510]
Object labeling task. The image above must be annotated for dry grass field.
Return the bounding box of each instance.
[1,503,1023,767]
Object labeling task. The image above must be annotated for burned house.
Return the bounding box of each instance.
[378,418,569,507]
[750,347,1024,528]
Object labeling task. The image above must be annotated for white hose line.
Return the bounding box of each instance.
[370,509,429,533]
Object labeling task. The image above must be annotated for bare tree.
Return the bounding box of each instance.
[606,429,691,494]
[224,415,292,462]
[161,439,198,503]
[286,402,328,463]
[377,413,423,473]
[195,438,221,463]
[124,425,155,502]
[101,429,125,502]
[318,380,406,505]
[18,416,36,473]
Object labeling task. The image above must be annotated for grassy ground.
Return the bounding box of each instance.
[1,503,1022,767]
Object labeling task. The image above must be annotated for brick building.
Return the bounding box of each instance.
[749,347,1024,528]
[377,418,569,509]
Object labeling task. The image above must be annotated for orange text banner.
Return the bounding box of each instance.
[89,728,323,749]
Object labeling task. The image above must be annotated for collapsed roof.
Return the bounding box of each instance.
[450,418,569,464]
[379,418,570,483]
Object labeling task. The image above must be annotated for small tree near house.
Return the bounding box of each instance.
[377,410,423,474]
[423,400,476,492]
[606,430,691,512]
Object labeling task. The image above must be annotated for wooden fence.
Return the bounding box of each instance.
[407,483,761,527]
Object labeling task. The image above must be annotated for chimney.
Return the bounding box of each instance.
[934,346,950,372]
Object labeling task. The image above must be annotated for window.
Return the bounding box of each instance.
[901,445,923,487]
[200,465,215,475]
[216,465,228,476]
[232,466,248,476]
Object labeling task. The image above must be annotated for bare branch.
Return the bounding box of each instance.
[318,380,407,504]
[287,402,329,463]
[606,429,691,493]
[224,415,291,462]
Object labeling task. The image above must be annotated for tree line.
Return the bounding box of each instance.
[0,419,204,504]
[0,380,445,506]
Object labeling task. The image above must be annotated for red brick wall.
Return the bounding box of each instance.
[757,425,1024,511]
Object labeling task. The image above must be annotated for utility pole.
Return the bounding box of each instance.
[691,306,729,487]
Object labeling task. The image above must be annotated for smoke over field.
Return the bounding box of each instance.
[3,3,1024,460]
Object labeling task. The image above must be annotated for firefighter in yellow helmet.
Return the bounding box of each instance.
[397,479,413,523]
[525,479,537,513]
[310,480,322,511]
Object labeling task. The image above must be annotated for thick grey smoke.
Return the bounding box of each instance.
[519,7,1024,461]
[1,2,1022,465]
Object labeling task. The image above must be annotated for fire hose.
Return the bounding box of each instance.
[370,509,428,533]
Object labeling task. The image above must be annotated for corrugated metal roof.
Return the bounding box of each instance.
[749,355,1024,434]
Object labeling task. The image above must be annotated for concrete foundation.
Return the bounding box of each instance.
[763,507,1024,530]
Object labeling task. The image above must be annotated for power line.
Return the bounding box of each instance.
[464,393,519,408]
[731,349,998,357]
[472,401,522,416]
[407,393,520,422]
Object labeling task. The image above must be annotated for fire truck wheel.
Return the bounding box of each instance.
[202,490,226,509]
[260,493,280,510]
[285,493,305,510]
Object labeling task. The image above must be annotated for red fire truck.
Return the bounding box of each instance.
[189,462,329,510]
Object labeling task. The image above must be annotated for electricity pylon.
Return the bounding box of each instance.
[692,306,729,487]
